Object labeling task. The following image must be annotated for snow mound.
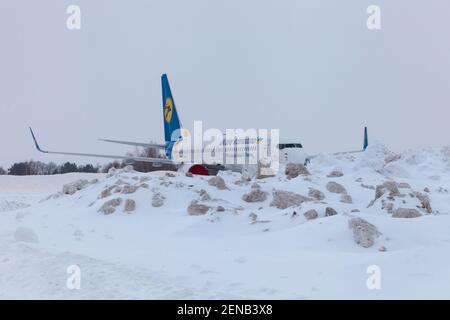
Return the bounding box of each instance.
[2,144,450,298]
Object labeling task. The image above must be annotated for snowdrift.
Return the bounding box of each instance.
[1,143,450,299]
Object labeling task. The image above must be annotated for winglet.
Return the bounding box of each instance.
[29,127,47,153]
[363,126,369,151]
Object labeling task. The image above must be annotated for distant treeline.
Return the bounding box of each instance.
[0,160,109,176]
[0,147,176,176]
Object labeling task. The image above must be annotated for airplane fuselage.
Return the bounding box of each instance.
[174,139,307,175]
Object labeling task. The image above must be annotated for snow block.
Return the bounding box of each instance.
[187,200,211,215]
[304,209,319,220]
[98,198,123,215]
[270,190,312,209]
[208,176,228,190]
[151,193,165,207]
[348,217,380,248]
[285,163,309,179]
[327,170,344,178]
[62,179,89,195]
[326,181,347,194]
[124,199,136,213]
[242,188,268,203]
[392,208,422,218]
[308,188,325,201]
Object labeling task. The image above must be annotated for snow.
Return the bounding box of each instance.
[1,144,450,299]
[0,173,104,194]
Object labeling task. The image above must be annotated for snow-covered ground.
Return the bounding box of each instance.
[1,143,450,299]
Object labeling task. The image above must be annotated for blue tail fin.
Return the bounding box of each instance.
[363,126,369,150]
[161,74,182,158]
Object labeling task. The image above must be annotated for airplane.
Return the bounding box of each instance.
[29,74,368,176]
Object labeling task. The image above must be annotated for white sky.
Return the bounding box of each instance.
[1,0,450,168]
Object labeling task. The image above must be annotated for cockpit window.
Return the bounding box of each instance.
[277,143,303,149]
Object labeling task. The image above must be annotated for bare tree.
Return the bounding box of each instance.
[102,160,124,173]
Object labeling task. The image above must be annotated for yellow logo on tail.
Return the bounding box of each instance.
[164,97,173,124]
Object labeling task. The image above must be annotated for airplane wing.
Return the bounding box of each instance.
[332,150,365,156]
[98,138,165,149]
[29,127,174,165]
[306,148,365,164]
[306,127,369,163]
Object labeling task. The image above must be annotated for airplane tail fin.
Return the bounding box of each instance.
[363,126,369,150]
[161,74,182,158]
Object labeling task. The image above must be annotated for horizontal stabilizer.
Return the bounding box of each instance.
[99,138,165,149]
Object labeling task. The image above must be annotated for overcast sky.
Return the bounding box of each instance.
[1,0,450,168]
